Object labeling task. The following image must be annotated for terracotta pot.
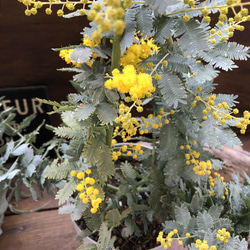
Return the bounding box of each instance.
[72,220,186,250]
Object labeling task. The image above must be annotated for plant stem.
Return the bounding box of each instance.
[106,125,113,147]
[107,183,119,192]
[151,134,156,168]
[111,34,122,71]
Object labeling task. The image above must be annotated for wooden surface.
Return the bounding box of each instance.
[0,189,82,250]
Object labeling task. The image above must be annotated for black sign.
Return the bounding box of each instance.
[0,86,53,146]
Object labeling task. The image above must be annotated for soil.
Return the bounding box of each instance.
[112,218,162,250]
[77,216,163,250]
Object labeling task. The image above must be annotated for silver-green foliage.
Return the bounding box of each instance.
[0,98,54,235]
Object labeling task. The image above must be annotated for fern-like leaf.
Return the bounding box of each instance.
[121,161,137,180]
[162,220,184,234]
[54,126,83,139]
[105,208,121,228]
[45,160,77,179]
[197,211,214,232]
[97,222,117,250]
[212,42,250,61]
[166,54,193,73]
[77,244,97,250]
[135,5,152,37]
[74,104,96,121]
[96,144,115,183]
[158,72,187,108]
[56,178,77,205]
[200,50,238,71]
[145,0,183,15]
[95,103,117,125]
[121,9,136,54]
[159,123,179,161]
[104,88,119,104]
[176,19,209,56]
[174,204,191,228]
[154,17,176,43]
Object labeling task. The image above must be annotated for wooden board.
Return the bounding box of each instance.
[0,210,82,250]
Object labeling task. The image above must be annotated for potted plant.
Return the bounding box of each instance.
[0,97,54,235]
[17,0,250,249]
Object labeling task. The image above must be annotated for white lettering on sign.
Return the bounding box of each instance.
[2,98,44,115]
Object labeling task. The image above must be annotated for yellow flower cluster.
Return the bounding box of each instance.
[105,65,155,100]
[87,0,127,40]
[209,172,228,199]
[121,36,159,70]
[194,228,230,249]
[71,169,102,213]
[18,0,90,16]
[217,228,230,243]
[181,1,250,43]
[112,100,174,144]
[59,35,100,67]
[111,141,144,160]
[59,49,82,67]
[191,87,250,134]
[156,230,183,249]
[180,142,212,176]
[193,160,212,176]
[195,239,217,250]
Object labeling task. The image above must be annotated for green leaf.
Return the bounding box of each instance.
[70,47,92,63]
[17,113,36,132]
[190,194,204,214]
[208,205,223,221]
[158,72,187,108]
[104,88,119,104]
[197,211,214,231]
[92,87,105,104]
[213,218,233,231]
[1,140,14,164]
[166,54,192,73]
[96,144,115,183]
[176,19,209,57]
[97,222,116,249]
[145,0,183,15]
[54,126,83,139]
[154,17,176,43]
[162,220,184,234]
[45,159,77,180]
[135,5,152,37]
[124,217,140,235]
[105,208,121,227]
[121,207,133,220]
[91,47,109,59]
[77,244,97,250]
[159,123,179,160]
[0,189,8,235]
[174,204,191,228]
[0,166,20,183]
[121,162,137,180]
[74,104,96,121]
[56,178,77,205]
[121,9,136,54]
[95,103,117,125]
[212,42,250,61]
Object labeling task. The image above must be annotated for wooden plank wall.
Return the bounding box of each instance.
[0,0,88,104]
[0,1,250,117]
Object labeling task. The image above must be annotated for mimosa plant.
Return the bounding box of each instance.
[17,0,250,249]
[0,97,54,235]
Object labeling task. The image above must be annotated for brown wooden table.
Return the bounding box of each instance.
[0,189,82,250]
